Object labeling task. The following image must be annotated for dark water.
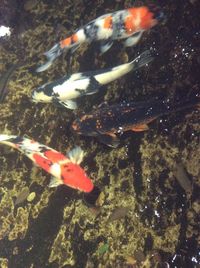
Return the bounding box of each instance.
[0,0,200,267]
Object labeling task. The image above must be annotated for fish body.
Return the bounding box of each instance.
[36,5,163,72]
[72,96,200,147]
[0,135,93,192]
[32,50,153,109]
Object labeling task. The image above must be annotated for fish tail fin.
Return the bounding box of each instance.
[36,43,63,72]
[131,50,154,71]
[36,33,81,72]
[0,134,18,148]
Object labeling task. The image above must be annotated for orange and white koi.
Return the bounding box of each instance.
[0,135,94,192]
[36,5,164,72]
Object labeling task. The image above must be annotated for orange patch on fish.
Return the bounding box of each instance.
[71,33,78,43]
[127,7,156,31]
[130,124,149,132]
[61,162,94,192]
[44,150,66,163]
[139,8,157,29]
[105,132,117,138]
[80,114,94,121]
[124,13,137,34]
[60,37,71,48]
[103,16,112,29]
[32,153,52,172]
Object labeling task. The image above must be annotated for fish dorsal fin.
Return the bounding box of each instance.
[49,176,63,188]
[131,124,149,132]
[67,146,85,164]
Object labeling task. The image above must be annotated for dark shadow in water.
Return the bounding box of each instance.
[126,133,144,198]
[0,187,76,268]
[69,223,97,268]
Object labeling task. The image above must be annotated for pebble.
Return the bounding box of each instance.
[27,192,36,202]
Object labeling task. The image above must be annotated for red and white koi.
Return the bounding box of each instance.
[0,135,94,192]
[36,5,164,72]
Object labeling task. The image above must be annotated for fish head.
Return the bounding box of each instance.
[31,82,53,103]
[61,162,94,192]
[131,5,165,30]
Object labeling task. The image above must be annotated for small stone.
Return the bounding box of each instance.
[15,187,30,205]
[27,192,36,202]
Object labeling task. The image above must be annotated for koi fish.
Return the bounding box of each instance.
[32,50,153,109]
[36,5,164,72]
[0,135,94,192]
[72,96,200,147]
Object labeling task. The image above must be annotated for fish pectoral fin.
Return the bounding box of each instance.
[99,39,113,54]
[68,146,85,164]
[97,133,120,148]
[70,43,81,54]
[57,99,78,110]
[131,124,149,132]
[49,177,63,188]
[36,60,53,73]
[123,31,143,47]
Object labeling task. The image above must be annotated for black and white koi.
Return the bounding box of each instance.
[32,50,153,109]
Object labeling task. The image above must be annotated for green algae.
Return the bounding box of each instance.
[0,258,8,268]
[8,206,30,241]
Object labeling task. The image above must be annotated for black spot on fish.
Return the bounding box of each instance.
[43,84,54,96]
[10,136,24,144]
[53,92,60,98]
[84,23,99,39]
[113,13,125,37]
[40,147,49,153]
[75,88,86,94]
